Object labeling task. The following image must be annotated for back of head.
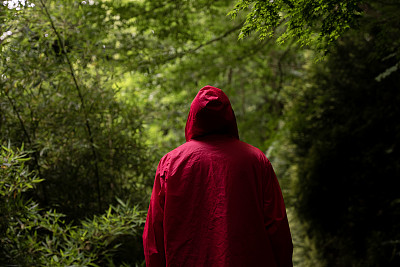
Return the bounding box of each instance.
[185,86,239,141]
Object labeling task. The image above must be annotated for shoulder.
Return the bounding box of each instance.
[237,140,270,162]
[164,141,198,157]
[158,141,197,165]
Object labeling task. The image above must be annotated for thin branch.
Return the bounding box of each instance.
[236,38,271,61]
[145,22,245,66]
[277,40,294,92]
[4,90,48,204]
[5,93,32,145]
[39,0,102,213]
[187,22,245,54]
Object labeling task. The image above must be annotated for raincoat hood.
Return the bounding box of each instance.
[185,85,239,141]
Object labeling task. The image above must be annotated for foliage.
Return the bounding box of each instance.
[229,0,363,54]
[2,0,399,266]
[1,0,300,215]
[125,7,304,155]
[0,145,145,266]
[1,0,308,265]
[0,0,154,220]
[0,143,43,197]
[283,1,400,265]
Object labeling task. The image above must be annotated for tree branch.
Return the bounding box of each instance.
[144,22,245,67]
[39,0,102,213]
[187,22,245,54]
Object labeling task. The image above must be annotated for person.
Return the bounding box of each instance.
[143,85,293,267]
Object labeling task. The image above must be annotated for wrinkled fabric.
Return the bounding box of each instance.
[143,86,293,267]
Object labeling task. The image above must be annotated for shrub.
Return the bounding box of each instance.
[0,144,146,266]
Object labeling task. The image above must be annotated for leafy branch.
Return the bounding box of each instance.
[229,0,364,54]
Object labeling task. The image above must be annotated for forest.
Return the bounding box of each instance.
[1,0,399,266]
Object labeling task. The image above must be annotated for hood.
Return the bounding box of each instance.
[185,85,239,141]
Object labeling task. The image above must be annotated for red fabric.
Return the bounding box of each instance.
[143,86,293,267]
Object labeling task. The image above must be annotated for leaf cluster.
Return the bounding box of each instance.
[229,0,363,54]
[0,145,146,266]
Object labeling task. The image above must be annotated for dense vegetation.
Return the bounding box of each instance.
[1,0,399,266]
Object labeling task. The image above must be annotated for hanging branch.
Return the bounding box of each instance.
[39,0,102,213]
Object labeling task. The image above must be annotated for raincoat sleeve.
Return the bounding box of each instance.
[143,159,167,267]
[263,160,293,267]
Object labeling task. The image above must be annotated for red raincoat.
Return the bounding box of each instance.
[143,86,293,267]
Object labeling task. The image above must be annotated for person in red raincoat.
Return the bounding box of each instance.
[143,85,293,267]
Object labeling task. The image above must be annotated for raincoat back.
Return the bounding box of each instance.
[143,86,293,266]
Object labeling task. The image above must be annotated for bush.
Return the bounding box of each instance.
[0,144,146,266]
